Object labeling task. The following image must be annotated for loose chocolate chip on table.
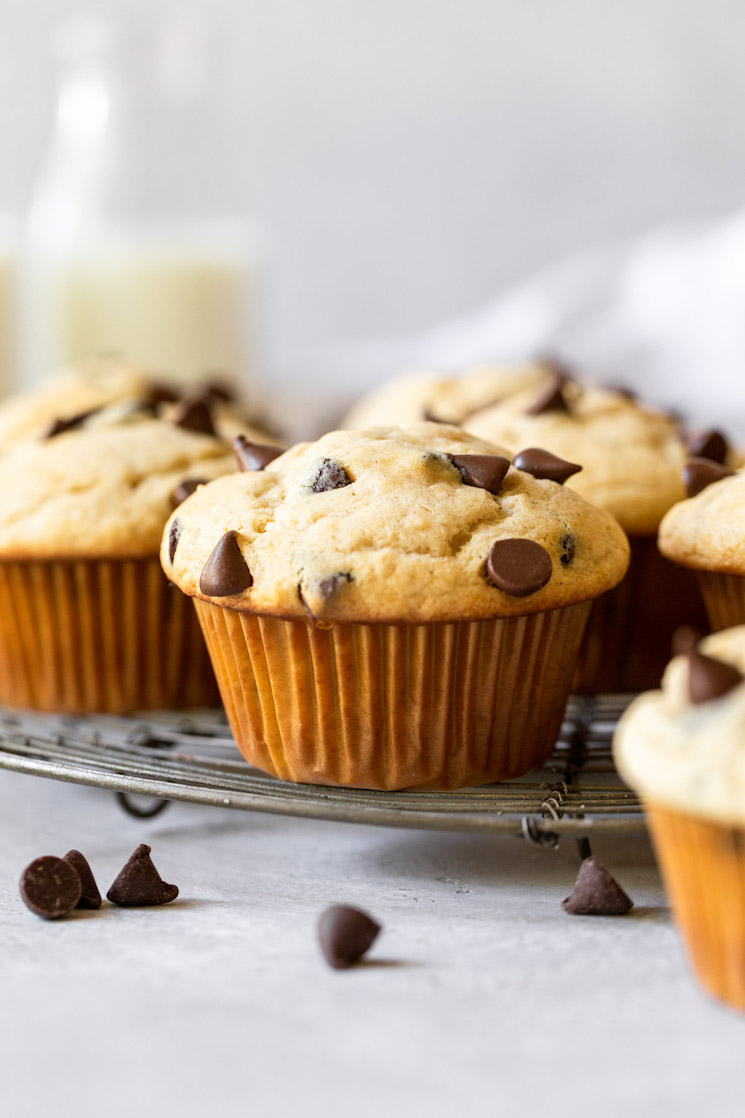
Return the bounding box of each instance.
[107,844,179,907]
[171,478,207,507]
[525,374,571,417]
[685,428,728,465]
[168,520,181,564]
[318,905,381,969]
[233,435,283,472]
[312,459,352,493]
[447,454,510,494]
[562,856,633,916]
[486,538,552,597]
[513,447,582,484]
[559,532,575,566]
[687,649,743,705]
[63,850,102,910]
[45,408,100,439]
[171,397,216,436]
[199,530,253,596]
[682,457,734,499]
[20,855,82,919]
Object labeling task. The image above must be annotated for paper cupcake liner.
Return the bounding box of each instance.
[647,805,745,1011]
[696,571,745,632]
[573,536,709,693]
[194,598,591,790]
[0,558,218,713]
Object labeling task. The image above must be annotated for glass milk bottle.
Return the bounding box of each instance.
[21,13,260,394]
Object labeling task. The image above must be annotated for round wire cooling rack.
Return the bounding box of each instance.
[0,695,645,847]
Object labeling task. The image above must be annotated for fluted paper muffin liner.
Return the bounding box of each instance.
[573,536,708,693]
[0,558,218,713]
[194,598,591,790]
[647,805,745,1011]
[695,571,745,632]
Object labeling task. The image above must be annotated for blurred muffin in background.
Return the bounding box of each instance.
[0,392,252,714]
[0,356,279,449]
[464,371,738,691]
[341,360,554,429]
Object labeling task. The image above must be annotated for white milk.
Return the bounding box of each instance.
[49,234,257,386]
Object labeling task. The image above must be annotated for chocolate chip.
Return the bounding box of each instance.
[422,408,455,424]
[63,850,101,910]
[318,905,381,969]
[312,459,352,493]
[513,447,582,484]
[486,538,552,597]
[526,374,570,417]
[605,383,637,401]
[671,625,703,658]
[685,428,729,465]
[202,378,235,404]
[683,457,735,499]
[687,649,743,705]
[233,435,283,472]
[171,397,216,436]
[168,519,181,564]
[562,856,633,916]
[318,572,352,599]
[146,381,182,405]
[171,478,207,507]
[447,454,510,494]
[45,408,100,439]
[20,855,82,919]
[106,844,179,907]
[199,530,253,596]
[559,532,575,566]
[537,354,574,381]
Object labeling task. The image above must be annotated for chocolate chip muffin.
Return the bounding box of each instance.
[0,399,242,713]
[342,361,554,429]
[658,462,745,633]
[465,371,739,690]
[614,627,745,1010]
[162,423,628,790]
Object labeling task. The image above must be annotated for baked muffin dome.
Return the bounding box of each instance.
[0,408,236,558]
[342,362,553,429]
[465,378,719,536]
[658,468,745,574]
[614,627,745,824]
[0,357,276,450]
[162,423,629,623]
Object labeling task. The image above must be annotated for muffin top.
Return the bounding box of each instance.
[614,627,745,824]
[162,423,629,623]
[463,376,721,536]
[342,361,553,429]
[0,405,239,559]
[0,358,276,450]
[658,467,745,573]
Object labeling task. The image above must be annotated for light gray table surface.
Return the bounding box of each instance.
[1,766,742,1118]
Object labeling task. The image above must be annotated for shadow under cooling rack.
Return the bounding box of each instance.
[0,695,644,844]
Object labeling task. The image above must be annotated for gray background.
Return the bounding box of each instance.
[1,0,744,375]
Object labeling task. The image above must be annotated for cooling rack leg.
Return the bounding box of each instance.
[116,792,170,819]
[576,836,592,862]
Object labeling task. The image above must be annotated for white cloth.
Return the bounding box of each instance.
[287,210,745,440]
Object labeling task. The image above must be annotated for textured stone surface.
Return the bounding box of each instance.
[0,768,741,1118]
